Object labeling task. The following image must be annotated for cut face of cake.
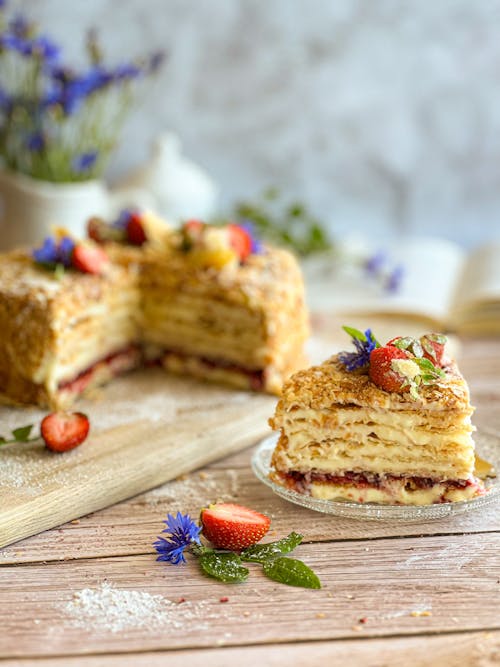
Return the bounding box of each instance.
[0,247,142,409]
[141,223,308,393]
[0,215,309,407]
[270,328,486,505]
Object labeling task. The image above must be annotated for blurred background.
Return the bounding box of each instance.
[10,0,500,247]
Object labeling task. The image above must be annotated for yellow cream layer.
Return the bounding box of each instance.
[310,479,482,506]
[278,408,475,479]
[37,299,140,391]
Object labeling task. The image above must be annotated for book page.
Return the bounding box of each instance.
[303,237,466,327]
[449,243,500,332]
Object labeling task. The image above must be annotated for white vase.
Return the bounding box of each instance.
[0,169,157,251]
[0,169,113,251]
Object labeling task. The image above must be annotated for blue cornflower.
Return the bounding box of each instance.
[339,328,379,371]
[58,236,76,267]
[153,512,201,565]
[0,87,12,111]
[364,249,386,276]
[32,235,75,267]
[33,236,57,265]
[0,32,26,54]
[9,14,31,39]
[385,264,405,293]
[113,63,142,81]
[149,50,165,73]
[71,151,98,174]
[32,35,61,62]
[112,208,136,229]
[239,220,263,255]
[26,132,45,152]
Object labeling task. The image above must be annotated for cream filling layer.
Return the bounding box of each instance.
[36,300,140,391]
[276,408,475,479]
[310,479,481,506]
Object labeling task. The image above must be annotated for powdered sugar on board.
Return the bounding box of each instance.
[62,582,214,634]
[0,368,273,493]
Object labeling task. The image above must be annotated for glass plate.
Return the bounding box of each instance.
[252,432,500,522]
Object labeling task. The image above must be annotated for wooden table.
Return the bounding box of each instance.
[1,328,499,666]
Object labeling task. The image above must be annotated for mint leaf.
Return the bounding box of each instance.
[12,424,34,441]
[199,552,249,583]
[262,557,321,589]
[413,357,445,377]
[342,326,367,342]
[241,532,303,563]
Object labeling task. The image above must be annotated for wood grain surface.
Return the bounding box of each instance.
[0,323,499,666]
[0,373,274,549]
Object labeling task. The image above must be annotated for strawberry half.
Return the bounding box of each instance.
[126,212,147,246]
[227,224,252,262]
[420,334,446,367]
[41,411,90,453]
[200,503,271,551]
[72,243,109,275]
[369,345,411,393]
[87,217,106,243]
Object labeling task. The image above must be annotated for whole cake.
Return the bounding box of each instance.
[0,212,309,408]
[270,327,486,505]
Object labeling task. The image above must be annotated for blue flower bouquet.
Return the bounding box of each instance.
[0,1,164,183]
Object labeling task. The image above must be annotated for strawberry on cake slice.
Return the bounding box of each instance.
[270,327,486,505]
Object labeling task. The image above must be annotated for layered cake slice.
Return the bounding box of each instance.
[0,235,142,409]
[141,220,309,393]
[270,328,486,505]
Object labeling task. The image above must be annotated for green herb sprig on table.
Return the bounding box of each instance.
[227,188,332,257]
[154,513,321,589]
[0,424,38,446]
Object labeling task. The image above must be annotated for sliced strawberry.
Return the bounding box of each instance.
[184,219,204,234]
[420,334,446,367]
[87,217,106,243]
[369,346,411,393]
[41,411,90,453]
[126,212,147,246]
[72,243,109,275]
[227,223,252,262]
[200,503,271,551]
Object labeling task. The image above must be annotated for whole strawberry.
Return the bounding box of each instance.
[126,213,147,246]
[369,346,412,393]
[41,412,90,452]
[200,503,271,551]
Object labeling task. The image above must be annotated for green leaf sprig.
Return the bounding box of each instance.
[187,532,320,588]
[229,188,332,257]
[0,424,39,447]
[390,335,446,400]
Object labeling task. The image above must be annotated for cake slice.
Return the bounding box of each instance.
[270,328,486,505]
[0,238,141,409]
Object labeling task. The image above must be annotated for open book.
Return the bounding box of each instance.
[303,238,500,335]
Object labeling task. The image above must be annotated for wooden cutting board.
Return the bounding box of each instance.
[0,369,276,549]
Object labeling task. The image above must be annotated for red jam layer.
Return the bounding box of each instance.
[163,349,265,391]
[58,345,142,395]
[57,345,265,396]
[279,470,475,495]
